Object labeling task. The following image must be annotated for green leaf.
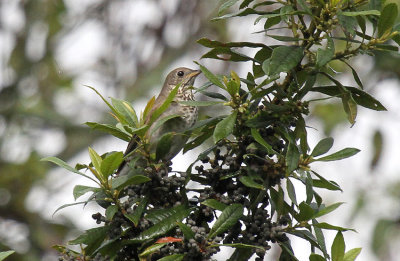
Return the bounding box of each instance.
[111,174,151,190]
[202,199,228,211]
[69,226,110,255]
[309,253,326,261]
[73,185,100,200]
[127,197,148,226]
[312,220,329,259]
[149,84,180,124]
[312,171,342,191]
[219,0,240,15]
[286,179,298,206]
[111,98,138,127]
[313,202,344,218]
[268,46,304,75]
[239,176,264,190]
[314,222,356,232]
[41,157,98,183]
[286,141,300,174]
[52,201,89,216]
[213,111,237,143]
[344,248,362,261]
[150,114,182,136]
[315,148,360,161]
[297,0,312,15]
[100,152,124,178]
[311,137,334,157]
[332,232,345,261]
[88,147,102,173]
[378,3,398,37]
[197,63,226,90]
[338,13,357,36]
[250,128,276,154]
[312,86,386,111]
[341,10,380,16]
[177,222,195,240]
[85,86,125,124]
[85,122,131,142]
[0,251,15,261]
[157,254,185,261]
[342,92,358,124]
[156,132,174,161]
[296,202,315,221]
[316,36,334,68]
[105,205,118,220]
[208,204,243,239]
[129,205,192,242]
[139,243,167,258]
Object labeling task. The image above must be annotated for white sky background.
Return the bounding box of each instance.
[1,0,400,260]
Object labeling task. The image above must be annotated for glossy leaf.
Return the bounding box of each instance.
[378,3,398,37]
[268,46,304,75]
[202,199,228,211]
[344,248,362,261]
[73,185,100,200]
[250,128,276,154]
[296,202,315,221]
[309,254,325,261]
[314,148,360,162]
[286,141,300,174]
[125,197,148,226]
[316,36,334,68]
[208,204,243,239]
[88,147,102,175]
[149,84,180,124]
[312,219,329,258]
[332,232,345,261]
[312,86,386,111]
[111,98,138,127]
[213,111,237,143]
[100,151,124,178]
[286,178,298,206]
[177,222,195,240]
[129,205,192,242]
[197,63,226,90]
[105,205,118,220]
[314,222,356,232]
[341,10,380,16]
[139,243,167,258]
[41,157,98,183]
[0,251,15,261]
[313,202,344,218]
[111,174,151,190]
[69,226,110,255]
[239,176,265,190]
[311,137,334,157]
[85,122,131,142]
[219,0,240,15]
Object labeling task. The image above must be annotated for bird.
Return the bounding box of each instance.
[117,67,201,175]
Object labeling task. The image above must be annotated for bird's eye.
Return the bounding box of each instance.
[177,71,184,77]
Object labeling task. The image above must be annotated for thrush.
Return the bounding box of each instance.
[117,67,201,175]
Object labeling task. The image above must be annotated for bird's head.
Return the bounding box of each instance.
[165,67,201,92]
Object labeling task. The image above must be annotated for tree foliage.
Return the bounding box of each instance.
[42,0,399,260]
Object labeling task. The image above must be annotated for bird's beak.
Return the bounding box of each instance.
[188,70,201,79]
